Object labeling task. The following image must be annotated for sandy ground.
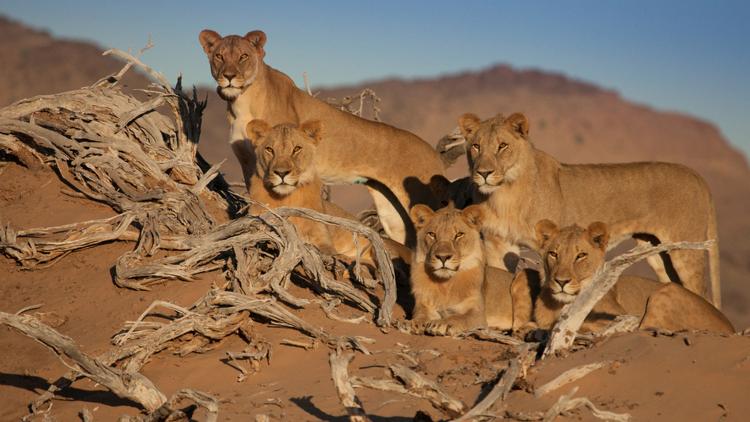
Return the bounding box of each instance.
[2,163,750,421]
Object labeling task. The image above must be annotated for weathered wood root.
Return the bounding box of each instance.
[118,388,219,422]
[453,343,533,421]
[534,361,610,398]
[0,311,166,412]
[329,350,370,422]
[351,364,467,418]
[542,387,630,422]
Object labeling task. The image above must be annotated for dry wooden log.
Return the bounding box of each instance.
[458,328,525,347]
[543,240,713,358]
[1,213,136,266]
[597,315,640,338]
[0,311,166,412]
[534,361,610,398]
[118,388,219,422]
[390,364,467,418]
[329,350,370,422]
[259,206,392,323]
[542,387,630,422]
[453,343,533,421]
[351,364,466,418]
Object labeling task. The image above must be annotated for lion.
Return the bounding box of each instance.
[532,220,734,334]
[199,29,446,247]
[244,119,411,267]
[408,204,534,335]
[457,112,721,308]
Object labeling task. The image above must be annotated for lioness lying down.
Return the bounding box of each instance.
[458,112,721,308]
[533,220,734,334]
[408,204,531,335]
[245,119,411,265]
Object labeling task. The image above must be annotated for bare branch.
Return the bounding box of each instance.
[0,311,166,412]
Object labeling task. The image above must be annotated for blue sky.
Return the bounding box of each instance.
[2,1,749,156]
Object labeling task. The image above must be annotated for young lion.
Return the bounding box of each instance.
[199,29,446,247]
[245,119,411,265]
[408,204,532,335]
[533,220,734,334]
[458,112,721,308]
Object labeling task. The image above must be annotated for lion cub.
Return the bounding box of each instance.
[409,204,531,335]
[245,119,411,265]
[533,220,734,334]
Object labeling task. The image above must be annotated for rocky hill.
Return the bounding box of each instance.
[1,15,748,326]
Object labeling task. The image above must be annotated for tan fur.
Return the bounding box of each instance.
[427,175,520,272]
[458,112,721,307]
[245,119,411,267]
[200,29,446,247]
[408,205,531,334]
[533,221,734,334]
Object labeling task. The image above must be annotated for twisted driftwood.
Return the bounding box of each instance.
[0,311,167,412]
[0,46,404,421]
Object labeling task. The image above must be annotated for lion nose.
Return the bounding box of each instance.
[477,170,494,181]
[223,71,237,82]
[274,169,291,179]
[435,253,453,265]
[555,277,572,288]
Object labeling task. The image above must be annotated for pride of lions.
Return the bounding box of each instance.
[199,29,735,337]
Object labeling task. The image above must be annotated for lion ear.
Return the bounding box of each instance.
[462,205,485,228]
[199,29,222,54]
[244,30,267,57]
[300,120,323,143]
[245,119,271,143]
[586,222,609,251]
[410,204,435,230]
[458,113,481,139]
[535,219,559,249]
[505,113,529,138]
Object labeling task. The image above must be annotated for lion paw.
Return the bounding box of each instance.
[425,321,456,336]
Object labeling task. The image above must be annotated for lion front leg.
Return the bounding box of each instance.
[424,309,487,336]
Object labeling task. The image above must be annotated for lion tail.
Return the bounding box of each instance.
[707,200,722,309]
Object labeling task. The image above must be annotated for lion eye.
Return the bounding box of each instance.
[576,252,588,260]
[292,146,302,154]
[471,143,480,152]
[548,251,558,259]
[498,142,508,151]
[264,147,274,155]
[214,53,223,61]
[426,232,436,240]
[239,53,249,62]
[455,232,464,240]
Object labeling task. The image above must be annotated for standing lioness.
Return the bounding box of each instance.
[199,29,446,246]
[458,112,721,307]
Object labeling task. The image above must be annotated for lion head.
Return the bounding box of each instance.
[457,112,531,194]
[535,220,610,304]
[410,205,485,279]
[245,119,323,196]
[199,29,267,100]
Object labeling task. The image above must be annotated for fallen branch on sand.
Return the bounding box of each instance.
[0,311,166,412]
[542,387,630,422]
[534,361,610,398]
[329,350,369,422]
[453,343,534,421]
